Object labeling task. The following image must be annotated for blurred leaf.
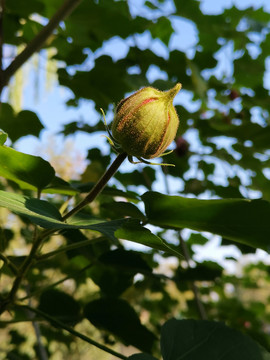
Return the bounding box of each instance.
[161,318,270,360]
[99,248,152,273]
[84,297,156,352]
[0,104,43,142]
[58,55,137,109]
[175,261,223,282]
[150,16,174,45]
[142,191,270,251]
[38,289,81,325]
[0,145,55,190]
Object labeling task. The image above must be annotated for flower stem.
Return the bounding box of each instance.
[62,152,127,221]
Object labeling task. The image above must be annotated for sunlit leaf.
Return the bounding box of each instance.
[0,145,55,190]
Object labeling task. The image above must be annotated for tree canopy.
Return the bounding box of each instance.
[0,0,270,359]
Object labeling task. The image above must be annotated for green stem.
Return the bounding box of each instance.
[0,253,18,275]
[0,0,82,93]
[0,231,43,314]
[62,152,127,220]
[20,305,128,360]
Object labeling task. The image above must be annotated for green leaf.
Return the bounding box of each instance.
[150,16,174,45]
[84,298,156,353]
[0,191,126,241]
[0,104,43,142]
[160,318,270,360]
[0,190,62,227]
[43,176,79,196]
[175,261,223,282]
[115,219,182,257]
[38,289,81,325]
[0,131,7,145]
[0,145,55,190]
[142,191,270,251]
[101,201,146,221]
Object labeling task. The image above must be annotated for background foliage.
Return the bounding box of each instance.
[1,0,270,359]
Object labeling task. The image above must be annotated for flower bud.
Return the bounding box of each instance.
[111,83,181,159]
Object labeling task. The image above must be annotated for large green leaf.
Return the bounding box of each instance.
[0,190,126,237]
[84,298,156,353]
[142,191,270,251]
[160,318,270,360]
[0,191,179,254]
[0,145,55,190]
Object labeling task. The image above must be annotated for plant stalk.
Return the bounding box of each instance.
[62,152,127,220]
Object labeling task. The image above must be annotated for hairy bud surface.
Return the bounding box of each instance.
[111,83,181,159]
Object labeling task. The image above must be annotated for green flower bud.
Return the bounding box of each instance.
[111,83,181,159]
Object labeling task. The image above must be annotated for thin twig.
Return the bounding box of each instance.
[19,304,128,360]
[25,286,48,360]
[0,253,18,275]
[0,0,82,93]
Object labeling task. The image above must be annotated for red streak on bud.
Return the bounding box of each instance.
[117,97,157,132]
[140,97,158,106]
[167,110,171,124]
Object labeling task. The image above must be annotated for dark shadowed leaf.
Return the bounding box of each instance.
[161,318,269,360]
[38,289,81,325]
[142,191,270,251]
[0,104,43,142]
[84,298,156,352]
[128,354,158,360]
[101,201,146,220]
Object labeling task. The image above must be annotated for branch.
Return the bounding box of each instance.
[0,253,18,275]
[0,0,82,93]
